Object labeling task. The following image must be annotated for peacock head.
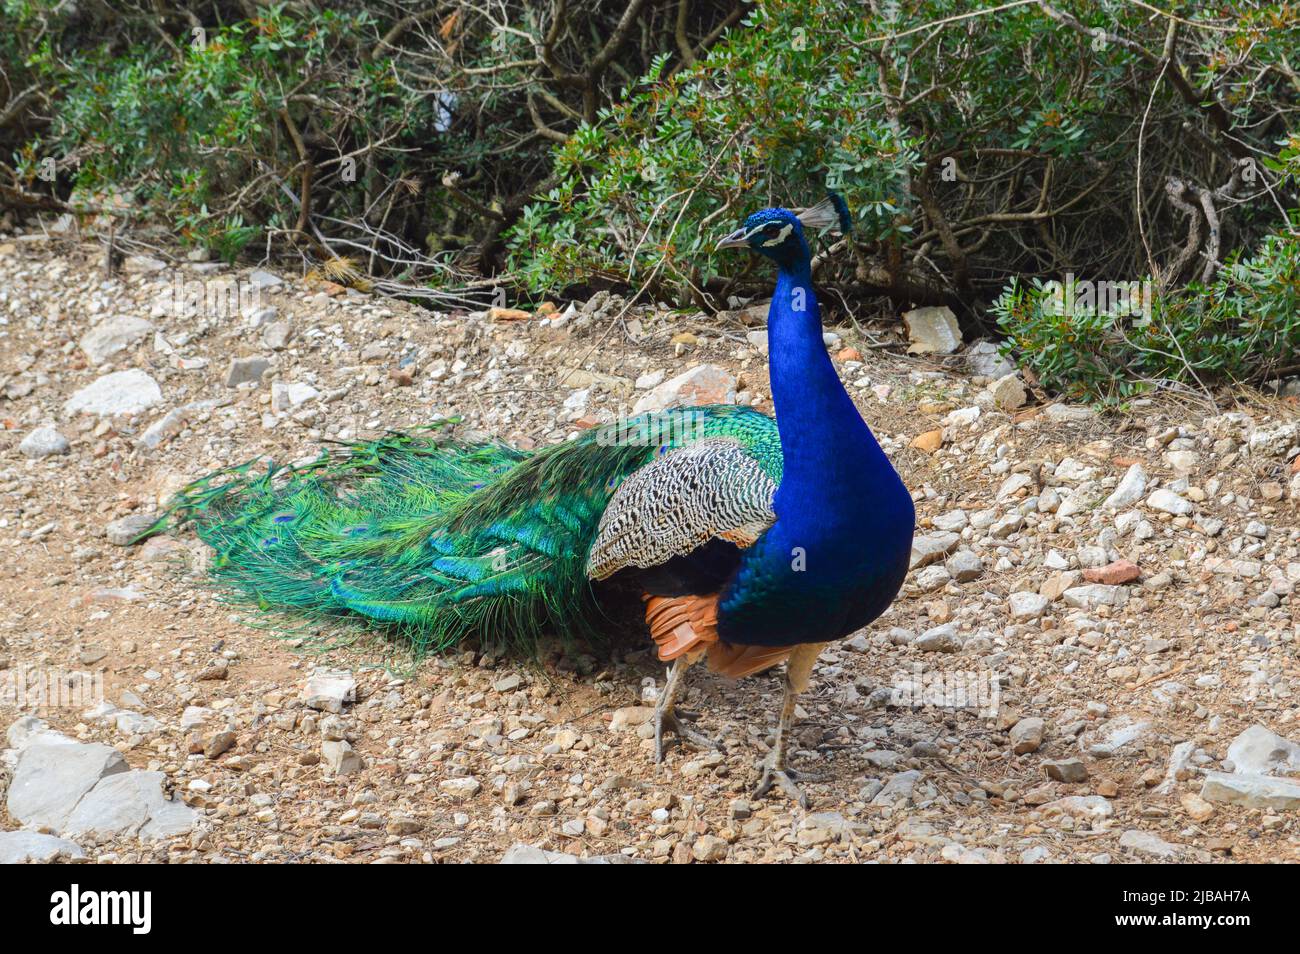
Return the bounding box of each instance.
[715,195,849,269]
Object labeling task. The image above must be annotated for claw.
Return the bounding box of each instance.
[654,709,722,763]
[753,756,809,809]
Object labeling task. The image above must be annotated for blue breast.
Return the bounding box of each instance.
[717,474,914,646]
[715,261,915,646]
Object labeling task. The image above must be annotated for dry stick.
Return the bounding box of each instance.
[257,158,480,304]
[1130,49,1216,403]
[1195,186,1223,284]
[278,107,322,254]
[674,0,697,67]
[1134,55,1168,282]
[1163,177,1203,286]
[369,185,400,277]
[441,171,506,222]
[663,2,745,80]
[1042,3,1253,162]
[1119,0,1238,33]
[554,132,743,391]
[0,83,42,130]
[367,7,443,63]
[856,0,1041,45]
[526,91,569,142]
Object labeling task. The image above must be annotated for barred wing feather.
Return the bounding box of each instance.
[586,438,776,580]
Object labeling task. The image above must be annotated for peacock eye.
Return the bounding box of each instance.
[763,224,781,236]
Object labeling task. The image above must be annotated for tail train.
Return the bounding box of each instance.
[160,407,771,654]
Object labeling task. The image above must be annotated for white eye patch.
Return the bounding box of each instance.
[754,223,793,247]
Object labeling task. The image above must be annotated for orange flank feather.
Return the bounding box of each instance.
[643,593,792,679]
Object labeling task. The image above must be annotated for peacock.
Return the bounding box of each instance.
[167,195,916,807]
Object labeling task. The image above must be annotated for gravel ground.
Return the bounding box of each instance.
[1,231,1299,864]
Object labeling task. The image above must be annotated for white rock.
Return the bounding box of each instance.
[1154,740,1196,795]
[79,315,153,364]
[914,565,951,592]
[1043,403,1096,423]
[1054,457,1097,482]
[500,843,634,864]
[64,770,197,840]
[562,388,590,416]
[1097,465,1149,512]
[225,356,270,387]
[1118,829,1184,859]
[966,340,1015,378]
[1226,724,1300,776]
[989,513,1025,539]
[1057,482,1102,517]
[1008,592,1049,620]
[113,711,161,737]
[122,255,166,273]
[632,365,736,414]
[271,381,320,412]
[7,740,129,830]
[902,306,962,355]
[872,769,922,805]
[944,406,981,429]
[1076,545,1107,568]
[1040,795,1113,819]
[19,426,70,458]
[932,510,969,532]
[64,369,163,417]
[439,777,482,799]
[5,715,69,751]
[138,398,221,450]
[945,550,984,582]
[1079,714,1151,757]
[988,373,1026,410]
[1200,772,1300,810]
[105,512,157,546]
[180,706,214,730]
[1062,584,1128,610]
[1247,421,1299,456]
[300,668,356,713]
[1203,556,1261,578]
[997,473,1032,499]
[247,269,283,289]
[608,707,655,732]
[914,624,962,653]
[0,831,85,864]
[1146,488,1192,515]
[910,532,960,569]
[321,740,363,776]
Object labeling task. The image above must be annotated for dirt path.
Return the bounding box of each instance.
[1,234,1298,863]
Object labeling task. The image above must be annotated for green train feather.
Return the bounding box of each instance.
[161,406,781,655]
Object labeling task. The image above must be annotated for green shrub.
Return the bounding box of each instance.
[993,221,1300,403]
[1,1,743,275]
[505,0,1299,309]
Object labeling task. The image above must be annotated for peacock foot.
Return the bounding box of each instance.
[653,708,722,763]
[753,756,809,810]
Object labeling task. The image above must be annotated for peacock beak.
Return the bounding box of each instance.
[715,228,749,250]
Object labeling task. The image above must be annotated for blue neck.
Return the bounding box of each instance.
[768,262,894,521]
[715,252,915,646]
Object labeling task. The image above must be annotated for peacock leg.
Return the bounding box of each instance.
[753,641,827,809]
[654,654,721,763]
